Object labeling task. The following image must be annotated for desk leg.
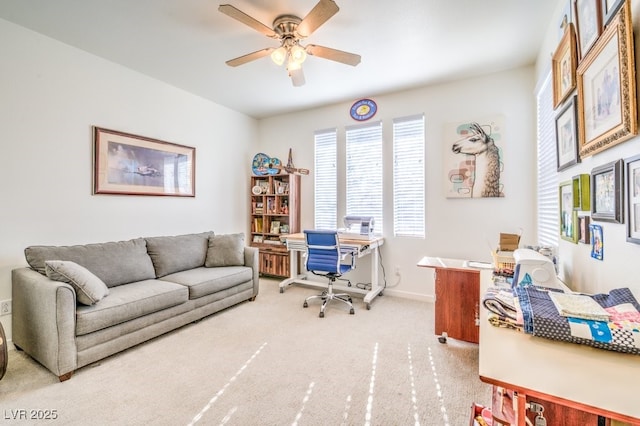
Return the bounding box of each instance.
[362,246,383,309]
[279,250,307,293]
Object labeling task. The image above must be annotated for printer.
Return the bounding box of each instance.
[338,215,375,240]
[512,248,567,291]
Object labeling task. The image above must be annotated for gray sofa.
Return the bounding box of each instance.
[11,231,258,381]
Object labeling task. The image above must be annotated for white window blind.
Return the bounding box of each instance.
[314,129,337,230]
[393,115,425,237]
[346,121,383,234]
[536,73,559,247]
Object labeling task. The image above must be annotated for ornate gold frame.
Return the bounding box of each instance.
[576,0,637,157]
[552,23,577,109]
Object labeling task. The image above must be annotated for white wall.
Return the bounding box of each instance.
[258,67,538,300]
[535,1,640,297]
[0,19,258,338]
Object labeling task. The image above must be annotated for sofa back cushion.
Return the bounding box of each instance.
[205,233,245,267]
[25,238,156,288]
[145,232,214,277]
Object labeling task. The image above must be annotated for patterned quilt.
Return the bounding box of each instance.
[516,286,640,355]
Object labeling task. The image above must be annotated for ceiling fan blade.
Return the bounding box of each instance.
[218,4,277,38]
[289,67,306,87]
[225,48,274,67]
[306,44,361,66]
[296,0,339,38]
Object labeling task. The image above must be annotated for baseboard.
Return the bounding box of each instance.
[382,288,434,303]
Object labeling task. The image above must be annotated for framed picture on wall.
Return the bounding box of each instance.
[590,223,604,260]
[555,96,580,171]
[574,0,602,59]
[591,159,624,223]
[560,181,578,243]
[601,0,624,26]
[93,127,195,197]
[625,154,640,243]
[578,215,591,243]
[576,0,637,157]
[552,24,578,109]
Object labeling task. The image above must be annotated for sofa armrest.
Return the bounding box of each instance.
[12,268,77,377]
[244,246,259,297]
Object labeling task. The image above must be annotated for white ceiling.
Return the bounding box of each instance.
[0,0,558,119]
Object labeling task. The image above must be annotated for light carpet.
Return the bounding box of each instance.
[1,279,491,425]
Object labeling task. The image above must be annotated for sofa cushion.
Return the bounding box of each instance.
[205,233,245,267]
[45,260,109,306]
[145,232,214,278]
[162,266,253,299]
[75,279,189,336]
[25,238,156,288]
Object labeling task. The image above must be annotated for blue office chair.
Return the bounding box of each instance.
[302,230,355,318]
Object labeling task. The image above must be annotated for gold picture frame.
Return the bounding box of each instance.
[552,23,577,108]
[93,127,195,196]
[576,0,637,157]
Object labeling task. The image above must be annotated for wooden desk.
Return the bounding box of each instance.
[417,257,491,344]
[279,233,385,309]
[478,270,640,425]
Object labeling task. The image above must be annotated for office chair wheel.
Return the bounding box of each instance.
[280,288,284,293]
[349,308,355,315]
[366,303,371,310]
[303,301,308,308]
[319,312,325,318]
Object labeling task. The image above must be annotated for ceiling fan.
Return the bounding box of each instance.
[218,0,361,87]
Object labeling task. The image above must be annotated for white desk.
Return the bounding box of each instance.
[278,233,385,309]
[478,270,640,424]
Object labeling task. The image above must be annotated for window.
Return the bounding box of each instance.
[314,129,337,230]
[346,121,383,234]
[536,72,558,247]
[393,115,425,237]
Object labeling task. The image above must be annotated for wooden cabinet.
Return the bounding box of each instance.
[417,257,480,344]
[434,268,480,344]
[250,173,300,278]
[489,385,606,426]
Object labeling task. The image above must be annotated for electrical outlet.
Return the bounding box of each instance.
[394,266,401,276]
[0,299,11,316]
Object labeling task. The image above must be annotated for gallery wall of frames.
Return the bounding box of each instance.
[553,0,640,259]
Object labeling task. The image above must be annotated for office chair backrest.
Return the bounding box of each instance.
[304,230,341,274]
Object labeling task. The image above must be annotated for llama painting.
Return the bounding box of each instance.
[445,117,505,198]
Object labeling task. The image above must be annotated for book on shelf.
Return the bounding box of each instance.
[263,238,284,245]
[253,217,263,233]
[270,220,280,234]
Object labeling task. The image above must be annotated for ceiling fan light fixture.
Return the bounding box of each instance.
[289,44,307,64]
[287,55,302,71]
[271,46,287,66]
[220,1,361,87]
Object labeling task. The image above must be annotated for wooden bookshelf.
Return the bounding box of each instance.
[250,173,300,278]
